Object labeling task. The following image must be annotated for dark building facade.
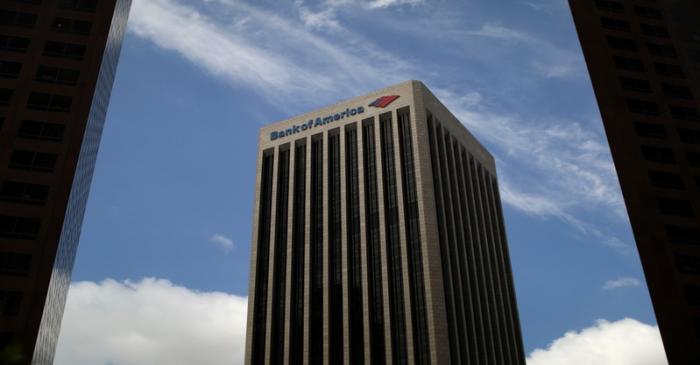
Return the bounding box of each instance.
[245,80,526,364]
[0,0,131,363]
[568,0,700,363]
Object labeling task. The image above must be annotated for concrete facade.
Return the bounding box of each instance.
[569,1,700,363]
[245,80,525,364]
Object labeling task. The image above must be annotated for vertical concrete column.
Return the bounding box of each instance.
[357,120,373,365]
[372,117,393,364]
[410,92,450,365]
[391,108,416,365]
[244,144,265,365]
[283,145,297,365]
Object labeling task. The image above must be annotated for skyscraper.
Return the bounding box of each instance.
[0,1,131,363]
[245,80,525,364]
[568,0,700,363]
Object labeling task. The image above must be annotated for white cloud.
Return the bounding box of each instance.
[364,0,424,9]
[128,0,410,105]
[54,278,247,365]
[466,23,583,78]
[603,277,642,290]
[527,318,667,365]
[322,0,424,9]
[210,233,234,252]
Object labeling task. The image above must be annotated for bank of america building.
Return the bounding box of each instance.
[245,80,525,365]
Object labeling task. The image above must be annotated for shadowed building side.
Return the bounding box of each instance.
[0,1,132,364]
[568,0,700,363]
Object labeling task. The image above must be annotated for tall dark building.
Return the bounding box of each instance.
[245,80,525,364]
[568,0,700,363]
[0,1,131,363]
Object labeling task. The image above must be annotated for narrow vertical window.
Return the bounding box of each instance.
[427,116,460,364]
[328,129,343,364]
[363,118,385,364]
[380,113,407,364]
[251,149,274,365]
[397,108,429,364]
[270,146,290,365]
[289,139,306,365]
[309,134,324,365]
[345,123,365,364]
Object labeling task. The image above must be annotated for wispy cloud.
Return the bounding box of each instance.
[528,318,667,365]
[210,234,234,252]
[322,0,425,10]
[465,23,584,78]
[602,277,642,290]
[129,0,410,106]
[433,88,624,218]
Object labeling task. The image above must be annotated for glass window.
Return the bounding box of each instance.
[595,0,624,13]
[607,36,637,51]
[18,120,65,142]
[0,253,31,276]
[654,63,684,77]
[27,92,72,112]
[43,41,86,60]
[634,121,666,139]
[614,56,644,71]
[57,0,98,12]
[0,10,37,28]
[627,99,659,115]
[658,197,694,217]
[649,171,684,189]
[663,83,693,99]
[52,17,92,35]
[0,61,21,79]
[0,35,30,52]
[620,77,652,92]
[0,215,41,239]
[601,17,630,31]
[641,145,675,163]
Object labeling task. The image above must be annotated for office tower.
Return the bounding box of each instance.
[0,0,131,363]
[568,0,700,363]
[245,80,525,365]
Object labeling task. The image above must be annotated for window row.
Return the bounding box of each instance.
[614,56,685,77]
[0,11,92,35]
[627,99,700,120]
[0,252,31,276]
[0,180,50,204]
[596,0,663,20]
[641,145,700,167]
[1,61,81,85]
[648,170,700,192]
[601,17,669,38]
[0,90,73,112]
[620,77,693,99]
[0,214,41,240]
[607,36,677,58]
[9,0,99,12]
[9,149,58,173]
[1,35,87,60]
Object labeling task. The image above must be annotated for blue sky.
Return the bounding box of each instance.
[54,0,668,364]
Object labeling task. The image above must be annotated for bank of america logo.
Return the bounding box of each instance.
[369,95,400,108]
